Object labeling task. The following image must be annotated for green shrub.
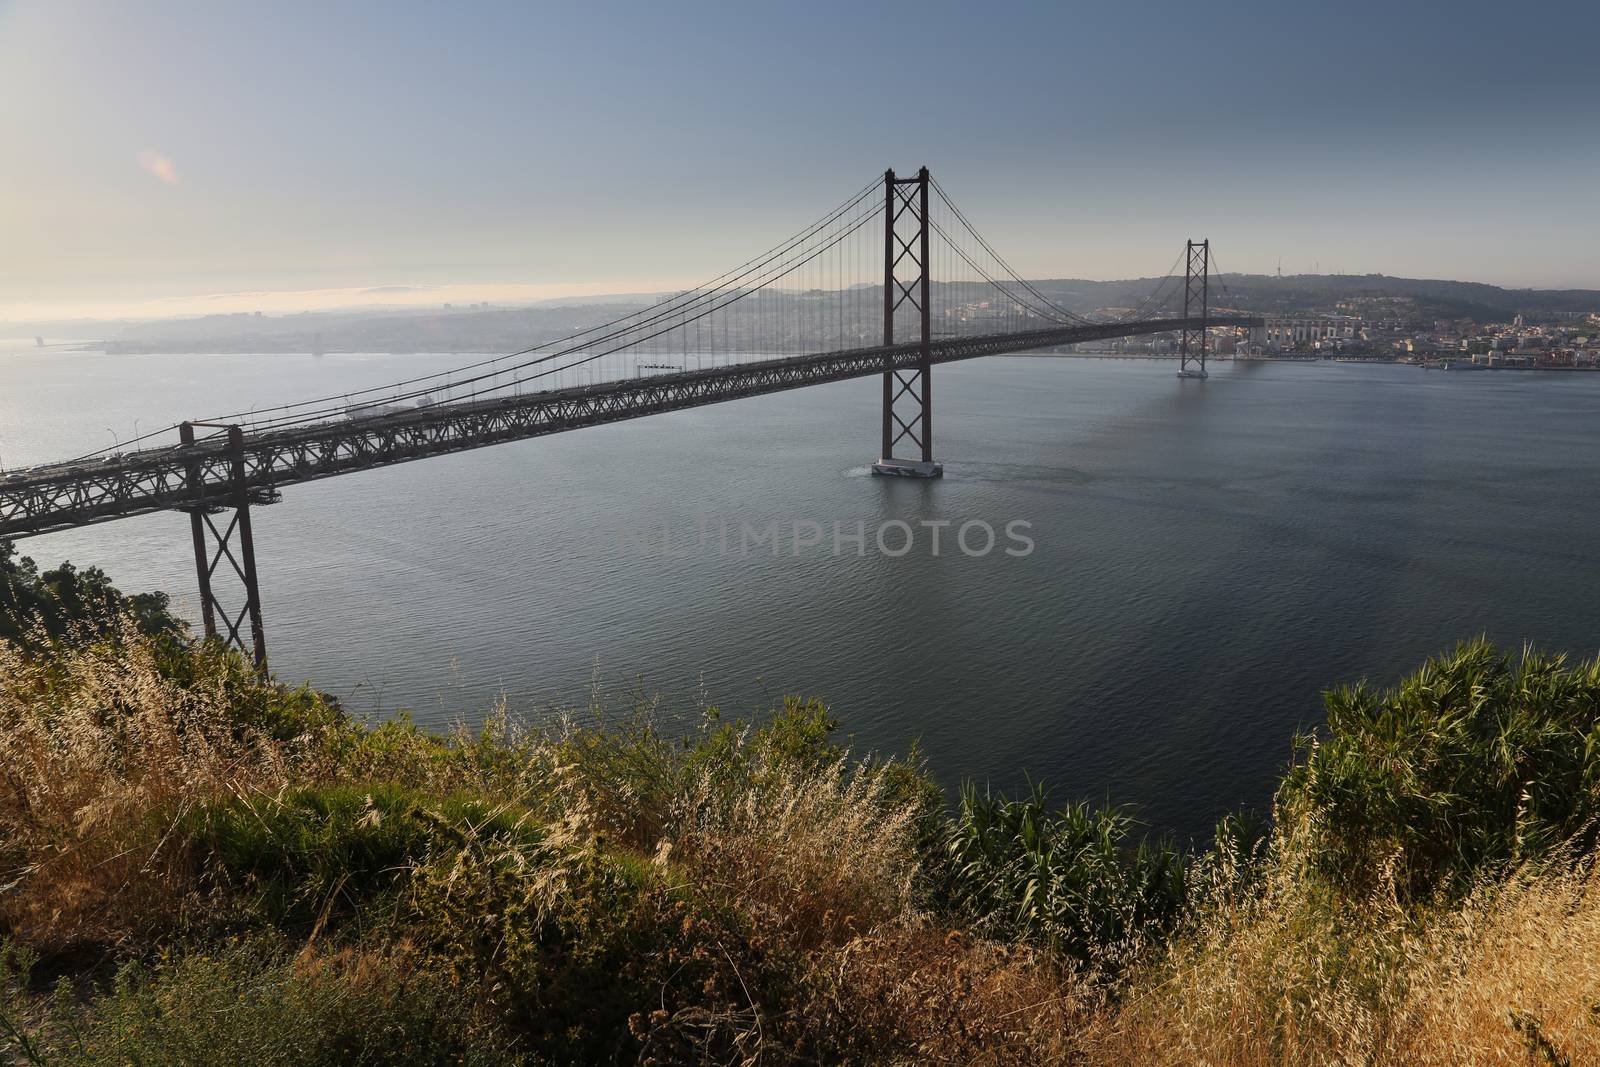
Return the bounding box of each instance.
[186,783,544,925]
[151,640,347,741]
[938,780,1185,966]
[52,936,526,1066]
[1279,639,1600,900]
[405,830,710,1063]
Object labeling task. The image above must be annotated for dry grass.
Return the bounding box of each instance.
[532,696,931,955]
[1092,855,1405,1064]
[550,715,952,1063]
[813,927,1097,1065]
[1086,845,1600,1066]
[607,739,1122,1066]
[665,753,924,953]
[0,628,295,952]
[1389,860,1600,1065]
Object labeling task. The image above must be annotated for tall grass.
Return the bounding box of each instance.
[1094,850,1600,1065]
[0,624,304,951]
[7,624,1600,1064]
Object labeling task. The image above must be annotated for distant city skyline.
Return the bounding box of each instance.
[4,0,1598,322]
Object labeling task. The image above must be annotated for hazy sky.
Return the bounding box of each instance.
[3,0,1598,320]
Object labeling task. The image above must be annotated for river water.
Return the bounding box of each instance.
[5,343,1598,841]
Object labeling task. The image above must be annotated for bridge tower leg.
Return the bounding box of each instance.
[872,166,942,478]
[180,422,268,673]
[1177,238,1210,379]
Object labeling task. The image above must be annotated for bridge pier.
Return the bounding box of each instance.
[180,422,269,673]
[872,166,942,479]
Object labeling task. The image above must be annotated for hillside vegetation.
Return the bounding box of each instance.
[2,555,1600,1064]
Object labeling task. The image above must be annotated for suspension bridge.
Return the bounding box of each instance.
[0,167,1262,669]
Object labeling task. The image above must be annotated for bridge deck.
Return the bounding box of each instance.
[0,316,1260,537]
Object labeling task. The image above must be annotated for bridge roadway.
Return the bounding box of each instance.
[0,315,1261,538]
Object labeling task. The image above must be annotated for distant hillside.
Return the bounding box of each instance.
[52,273,1600,355]
[1032,274,1600,324]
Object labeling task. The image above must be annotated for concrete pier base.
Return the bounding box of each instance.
[871,458,944,479]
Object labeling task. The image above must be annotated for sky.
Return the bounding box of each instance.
[2,0,1598,321]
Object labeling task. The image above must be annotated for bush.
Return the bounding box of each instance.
[405,831,690,1063]
[187,783,545,926]
[1278,639,1600,900]
[48,937,524,1066]
[937,780,1186,967]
